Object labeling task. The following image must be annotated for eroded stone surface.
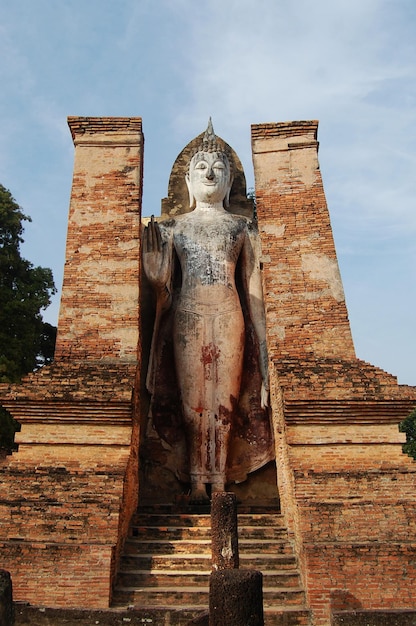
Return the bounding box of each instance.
[143,122,272,502]
[209,569,264,626]
[211,492,239,570]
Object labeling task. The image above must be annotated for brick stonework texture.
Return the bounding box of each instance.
[0,118,143,609]
[252,120,355,362]
[0,118,415,624]
[56,117,143,362]
[252,121,416,625]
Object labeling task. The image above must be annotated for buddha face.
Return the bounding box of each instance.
[186,151,232,207]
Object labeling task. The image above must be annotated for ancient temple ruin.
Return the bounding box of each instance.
[0,117,415,625]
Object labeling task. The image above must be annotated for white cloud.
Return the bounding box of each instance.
[0,0,414,383]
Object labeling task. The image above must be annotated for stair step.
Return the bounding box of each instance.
[132,513,211,528]
[124,538,210,555]
[120,553,211,570]
[112,507,310,622]
[120,552,298,571]
[264,606,311,626]
[131,525,212,540]
[124,537,293,555]
[132,512,286,528]
[239,539,294,553]
[14,604,310,626]
[116,570,210,587]
[112,585,305,608]
[240,553,298,567]
[130,524,289,540]
[239,526,289,539]
[116,568,301,588]
[113,585,209,607]
[136,504,280,516]
[237,513,286,527]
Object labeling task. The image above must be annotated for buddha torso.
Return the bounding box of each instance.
[164,209,248,307]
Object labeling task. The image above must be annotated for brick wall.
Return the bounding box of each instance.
[0,365,140,608]
[252,121,355,361]
[0,117,144,609]
[55,117,143,361]
[269,359,416,624]
[253,120,416,625]
[1,116,415,620]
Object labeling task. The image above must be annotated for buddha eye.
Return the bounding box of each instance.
[195,161,207,170]
[213,161,225,170]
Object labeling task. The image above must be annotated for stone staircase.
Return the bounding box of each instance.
[112,505,311,625]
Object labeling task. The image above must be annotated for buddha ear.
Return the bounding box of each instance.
[185,173,195,209]
[224,174,234,208]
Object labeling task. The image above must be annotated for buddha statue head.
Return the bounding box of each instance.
[185,119,234,209]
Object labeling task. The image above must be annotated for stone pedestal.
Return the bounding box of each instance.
[211,492,239,571]
[209,570,264,626]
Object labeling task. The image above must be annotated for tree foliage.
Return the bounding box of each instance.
[0,183,57,452]
[399,407,416,461]
[247,187,257,220]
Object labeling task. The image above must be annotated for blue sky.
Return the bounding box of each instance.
[0,0,415,385]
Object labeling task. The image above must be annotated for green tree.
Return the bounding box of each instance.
[400,407,416,461]
[247,187,257,220]
[0,183,57,453]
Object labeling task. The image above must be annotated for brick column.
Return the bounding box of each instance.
[55,117,144,362]
[0,118,144,610]
[251,120,416,625]
[251,121,355,361]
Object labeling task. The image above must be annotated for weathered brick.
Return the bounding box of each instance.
[0,118,415,625]
[253,121,416,625]
[0,117,144,609]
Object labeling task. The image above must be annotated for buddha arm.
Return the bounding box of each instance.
[142,217,173,393]
[142,216,173,310]
[241,225,269,408]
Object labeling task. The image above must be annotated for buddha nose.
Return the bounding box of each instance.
[206,167,214,180]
